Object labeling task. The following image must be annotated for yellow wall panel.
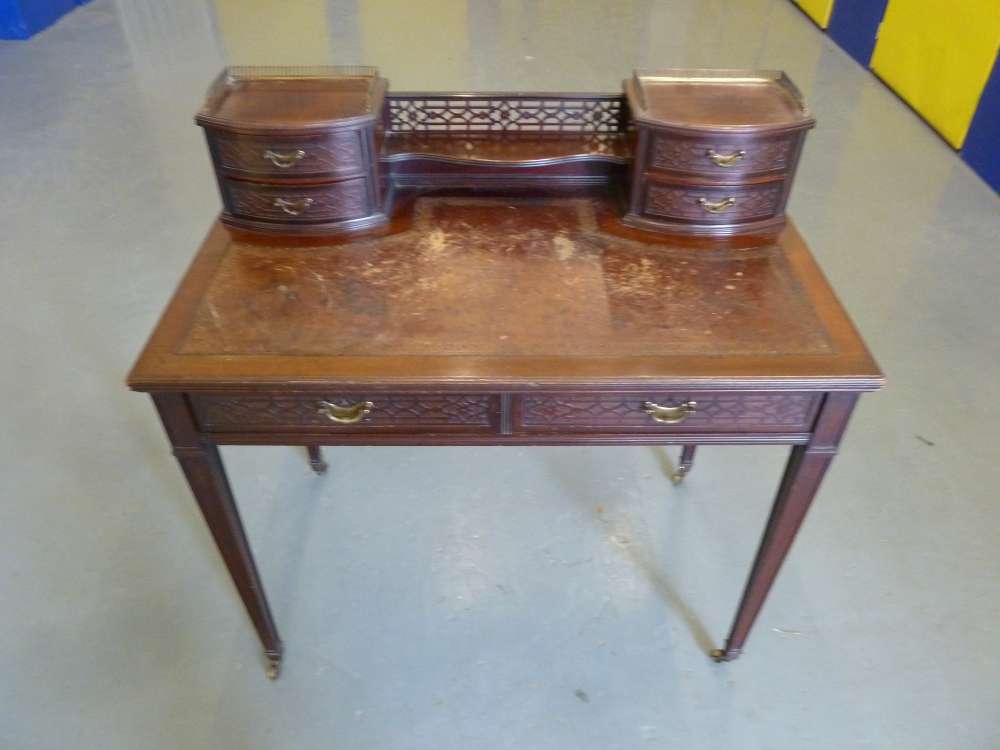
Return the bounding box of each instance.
[870,0,1000,148]
[794,0,836,29]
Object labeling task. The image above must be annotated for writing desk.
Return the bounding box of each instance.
[128,193,882,678]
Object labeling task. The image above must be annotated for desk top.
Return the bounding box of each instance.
[128,194,881,392]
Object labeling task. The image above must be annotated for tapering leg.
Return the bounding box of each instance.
[153,394,283,679]
[307,445,328,475]
[671,445,697,484]
[712,393,858,662]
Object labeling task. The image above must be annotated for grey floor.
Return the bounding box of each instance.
[2,1,999,748]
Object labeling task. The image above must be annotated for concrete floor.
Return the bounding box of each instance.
[1,1,999,748]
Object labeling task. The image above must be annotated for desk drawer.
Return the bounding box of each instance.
[222,178,372,223]
[643,180,784,224]
[648,132,797,177]
[191,394,499,433]
[208,130,366,178]
[516,392,820,433]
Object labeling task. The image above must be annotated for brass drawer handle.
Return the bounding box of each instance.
[316,400,374,424]
[263,149,306,168]
[706,149,745,167]
[697,197,736,214]
[642,400,697,425]
[273,197,314,216]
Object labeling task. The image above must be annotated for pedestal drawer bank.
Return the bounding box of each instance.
[195,66,814,240]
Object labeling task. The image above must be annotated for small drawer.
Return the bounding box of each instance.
[516,392,820,434]
[191,394,500,433]
[222,178,372,223]
[208,129,366,178]
[649,132,797,177]
[643,180,784,224]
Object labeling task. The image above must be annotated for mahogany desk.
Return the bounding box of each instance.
[128,193,883,678]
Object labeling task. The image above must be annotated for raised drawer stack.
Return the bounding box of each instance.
[622,69,815,237]
[195,66,815,240]
[196,66,388,235]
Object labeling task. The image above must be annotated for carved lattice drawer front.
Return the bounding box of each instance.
[648,132,797,177]
[222,177,372,223]
[208,129,366,178]
[191,394,500,433]
[642,180,784,224]
[516,392,820,433]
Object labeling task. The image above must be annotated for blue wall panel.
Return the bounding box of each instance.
[962,56,1000,192]
[828,0,889,67]
[0,0,90,39]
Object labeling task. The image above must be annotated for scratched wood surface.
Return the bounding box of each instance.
[128,193,881,391]
[182,196,827,357]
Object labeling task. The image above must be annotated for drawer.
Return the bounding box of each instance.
[516,392,820,433]
[222,178,372,223]
[191,394,500,433]
[643,180,784,224]
[208,129,367,178]
[648,132,798,177]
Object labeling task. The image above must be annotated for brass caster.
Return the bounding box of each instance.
[710,647,741,663]
[265,656,281,680]
[666,446,695,486]
[310,458,328,475]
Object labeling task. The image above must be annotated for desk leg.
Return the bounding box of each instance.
[307,446,328,475]
[712,392,858,662]
[153,394,283,679]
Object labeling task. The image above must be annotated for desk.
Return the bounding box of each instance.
[128,193,882,678]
